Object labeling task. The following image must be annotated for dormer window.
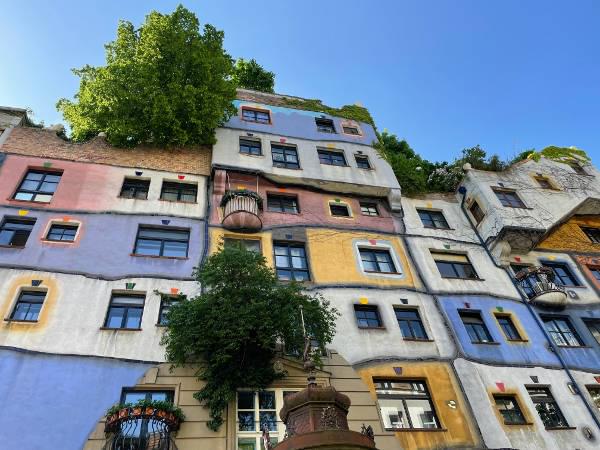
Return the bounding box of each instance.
[315,118,335,133]
[343,126,360,135]
[242,107,270,124]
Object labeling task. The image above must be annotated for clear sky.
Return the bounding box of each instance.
[2,1,599,163]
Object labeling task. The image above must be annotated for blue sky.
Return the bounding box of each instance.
[2,1,599,163]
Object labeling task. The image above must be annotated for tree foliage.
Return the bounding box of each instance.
[160,244,338,431]
[233,58,275,93]
[57,5,237,147]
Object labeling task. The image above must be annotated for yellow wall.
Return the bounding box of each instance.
[357,362,479,450]
[538,215,600,253]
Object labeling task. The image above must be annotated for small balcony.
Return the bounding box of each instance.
[104,406,181,450]
[515,266,567,308]
[221,189,263,232]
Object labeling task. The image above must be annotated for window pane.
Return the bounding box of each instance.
[14,192,34,201]
[238,412,255,431]
[106,307,125,328]
[406,398,438,428]
[238,392,255,409]
[163,240,188,257]
[135,239,162,256]
[378,398,409,429]
[259,391,275,410]
[125,307,142,329]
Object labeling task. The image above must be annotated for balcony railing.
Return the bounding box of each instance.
[104,409,180,450]
[514,266,567,308]
[221,190,263,232]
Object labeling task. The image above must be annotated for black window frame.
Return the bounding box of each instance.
[432,252,479,280]
[359,248,398,274]
[495,313,524,341]
[543,262,580,287]
[160,181,198,203]
[354,305,383,329]
[493,188,526,208]
[584,319,600,345]
[133,226,190,258]
[329,203,351,217]
[315,118,336,133]
[13,169,63,203]
[360,202,379,217]
[459,310,494,344]
[119,178,150,200]
[239,137,262,156]
[46,223,78,242]
[10,290,47,322]
[103,293,145,330]
[120,389,175,404]
[266,194,299,214]
[273,242,310,281]
[526,386,569,429]
[535,177,553,189]
[581,227,600,244]
[157,294,181,326]
[355,154,371,169]
[374,379,440,430]
[542,316,583,347]
[493,395,527,425]
[469,201,485,225]
[318,149,347,166]
[0,217,36,247]
[241,107,271,124]
[271,144,300,169]
[395,307,428,340]
[343,125,360,135]
[417,209,450,229]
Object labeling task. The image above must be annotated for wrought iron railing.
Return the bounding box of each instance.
[514,266,566,301]
[104,416,178,450]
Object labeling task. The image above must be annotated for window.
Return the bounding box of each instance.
[359,202,379,216]
[273,242,310,281]
[10,291,46,322]
[460,311,494,343]
[359,248,397,274]
[355,154,371,169]
[0,217,35,247]
[121,389,173,404]
[239,138,262,156]
[569,162,587,175]
[237,390,295,450]
[158,295,180,326]
[343,125,360,135]
[242,107,270,124]
[535,177,553,189]
[354,305,383,328]
[527,387,569,428]
[329,203,350,217]
[495,314,523,341]
[224,238,261,253]
[432,252,479,279]
[542,316,582,347]
[585,320,600,345]
[395,308,428,340]
[318,149,347,166]
[14,170,62,203]
[582,227,600,244]
[119,389,175,439]
[493,395,527,425]
[511,264,535,297]
[134,226,190,258]
[160,181,197,203]
[267,194,299,213]
[315,118,335,133]
[271,144,299,169]
[374,380,440,430]
[544,262,579,286]
[591,267,600,282]
[417,210,449,229]
[588,387,600,411]
[46,224,78,242]
[493,189,526,208]
[104,294,145,329]
[469,201,485,225]
[120,178,150,200]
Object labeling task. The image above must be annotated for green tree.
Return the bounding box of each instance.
[57,5,237,147]
[233,58,275,93]
[161,244,338,431]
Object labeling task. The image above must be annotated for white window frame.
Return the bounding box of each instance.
[353,239,404,278]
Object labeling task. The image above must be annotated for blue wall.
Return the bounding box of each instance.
[227,100,378,145]
[0,348,151,450]
[439,295,600,371]
[0,207,203,279]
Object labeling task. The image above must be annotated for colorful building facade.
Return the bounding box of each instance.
[0,91,599,450]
